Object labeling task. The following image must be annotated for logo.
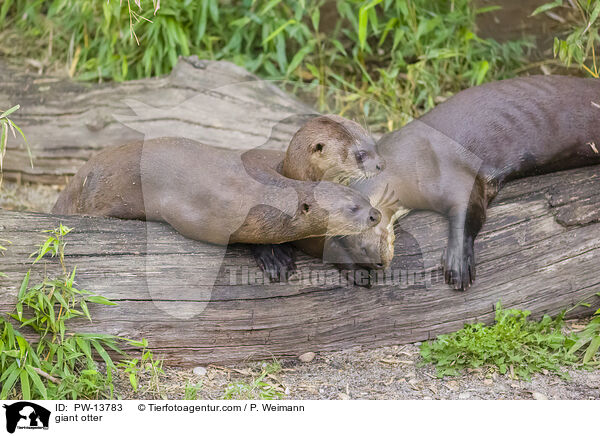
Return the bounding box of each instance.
[3,402,50,433]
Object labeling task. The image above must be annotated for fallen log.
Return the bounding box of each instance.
[0,56,314,185]
[1,165,599,366]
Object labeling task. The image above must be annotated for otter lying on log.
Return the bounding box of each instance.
[323,75,600,290]
[260,76,600,291]
[52,116,385,278]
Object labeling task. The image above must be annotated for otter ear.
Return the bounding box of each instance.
[311,142,325,153]
[301,203,311,214]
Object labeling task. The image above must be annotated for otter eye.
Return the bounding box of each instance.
[350,205,361,213]
[355,150,368,163]
[314,143,325,153]
[301,203,310,214]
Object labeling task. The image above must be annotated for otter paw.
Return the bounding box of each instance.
[441,245,475,291]
[251,244,297,282]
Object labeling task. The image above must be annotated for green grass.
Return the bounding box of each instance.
[222,360,285,400]
[0,0,533,129]
[420,301,600,379]
[183,381,203,400]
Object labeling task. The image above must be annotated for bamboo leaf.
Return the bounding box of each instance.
[25,365,49,398]
[359,0,383,51]
[0,364,20,399]
[582,335,600,364]
[531,0,563,17]
[263,19,296,45]
[20,370,31,400]
[0,104,20,119]
[86,295,118,306]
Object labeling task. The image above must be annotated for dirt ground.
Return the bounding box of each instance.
[1,181,599,400]
[111,342,600,401]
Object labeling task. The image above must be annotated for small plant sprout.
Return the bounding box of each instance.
[532,0,600,77]
[31,224,73,275]
[117,338,165,397]
[222,360,285,400]
[0,104,31,188]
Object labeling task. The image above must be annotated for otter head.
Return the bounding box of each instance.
[323,211,395,270]
[283,115,385,185]
[296,182,382,237]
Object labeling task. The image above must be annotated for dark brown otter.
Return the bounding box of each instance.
[322,75,600,290]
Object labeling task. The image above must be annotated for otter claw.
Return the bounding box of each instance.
[441,245,475,291]
[251,244,297,282]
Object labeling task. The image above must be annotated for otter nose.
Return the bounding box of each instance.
[368,208,381,226]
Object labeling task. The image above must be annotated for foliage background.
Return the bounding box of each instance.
[0,0,538,128]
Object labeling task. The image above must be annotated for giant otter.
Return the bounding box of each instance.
[53,115,385,278]
[329,75,600,290]
[265,76,600,291]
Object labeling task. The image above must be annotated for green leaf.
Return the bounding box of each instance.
[33,238,53,263]
[25,365,49,398]
[16,335,29,358]
[583,335,600,364]
[129,372,138,391]
[331,39,347,56]
[0,363,20,399]
[66,266,77,288]
[91,339,115,370]
[475,60,490,85]
[86,295,118,306]
[587,2,600,30]
[531,0,563,17]
[80,300,91,322]
[18,270,30,300]
[263,19,296,45]
[311,7,320,31]
[208,0,219,23]
[475,6,503,14]
[358,0,383,51]
[20,369,31,400]
[0,104,20,119]
[1,122,7,164]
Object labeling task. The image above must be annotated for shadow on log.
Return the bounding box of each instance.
[1,165,600,365]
